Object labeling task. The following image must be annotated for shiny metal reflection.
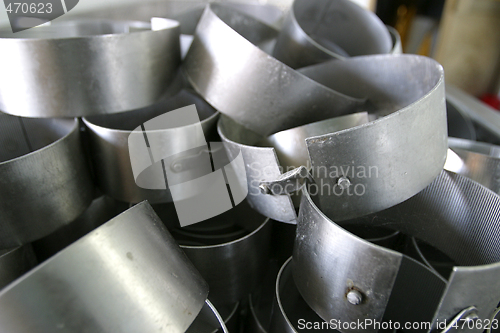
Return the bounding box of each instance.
[0,19,180,117]
[0,114,93,249]
[0,202,209,333]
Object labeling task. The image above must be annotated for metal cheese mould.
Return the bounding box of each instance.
[0,18,181,117]
[83,88,219,204]
[218,54,446,223]
[0,113,93,249]
[0,202,212,333]
[0,0,499,332]
[272,0,397,68]
[295,170,500,333]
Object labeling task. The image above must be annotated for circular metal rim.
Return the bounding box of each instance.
[387,25,402,54]
[0,115,94,249]
[275,257,299,332]
[209,301,239,333]
[216,53,445,141]
[176,203,273,305]
[288,0,393,60]
[184,3,365,137]
[0,19,177,40]
[82,104,219,135]
[206,299,229,333]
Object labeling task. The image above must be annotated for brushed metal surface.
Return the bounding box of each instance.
[0,19,180,117]
[294,189,402,333]
[272,0,393,68]
[184,4,365,136]
[0,114,93,249]
[302,55,447,221]
[0,202,209,333]
[83,89,219,204]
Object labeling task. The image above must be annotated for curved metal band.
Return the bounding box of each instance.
[294,170,500,333]
[0,202,209,333]
[0,114,93,249]
[0,19,180,117]
[270,257,340,333]
[219,54,447,223]
[272,0,394,69]
[184,4,365,137]
[446,138,500,194]
[154,201,272,306]
[247,227,400,333]
[83,89,218,204]
[0,245,37,290]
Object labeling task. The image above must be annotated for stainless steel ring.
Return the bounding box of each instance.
[219,54,447,223]
[0,113,93,249]
[0,245,37,290]
[0,202,209,333]
[294,170,500,333]
[272,0,395,69]
[184,4,365,137]
[445,138,500,194]
[154,201,272,306]
[83,88,219,204]
[247,227,400,333]
[0,19,180,117]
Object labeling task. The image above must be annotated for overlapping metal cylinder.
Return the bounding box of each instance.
[0,1,499,332]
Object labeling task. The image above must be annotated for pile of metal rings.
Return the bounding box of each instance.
[0,0,499,332]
